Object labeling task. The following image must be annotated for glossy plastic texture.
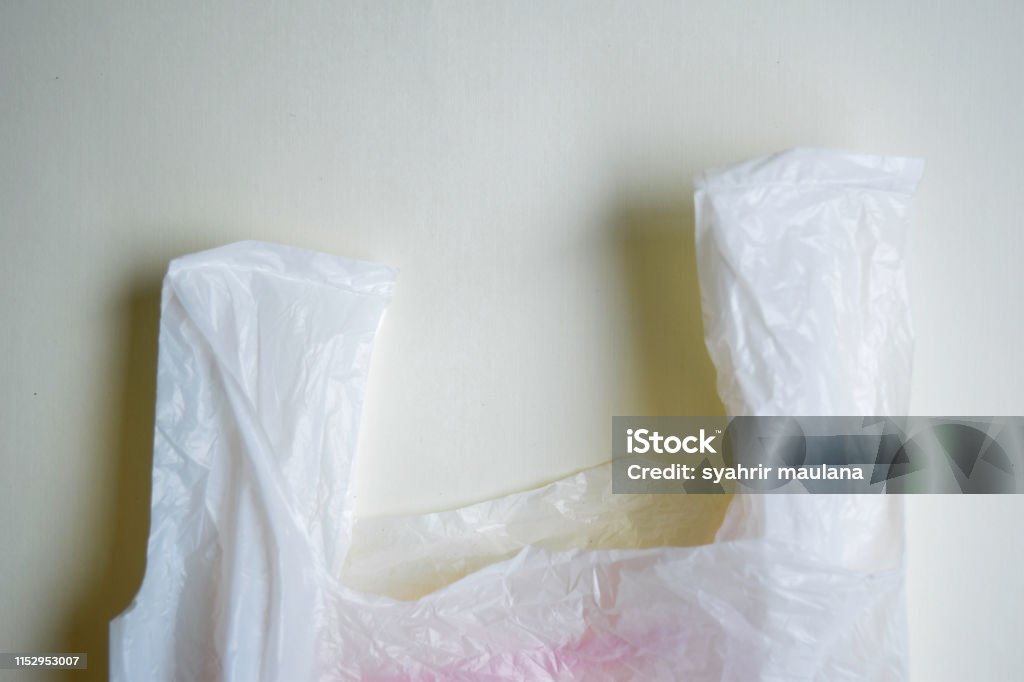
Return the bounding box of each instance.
[111,147,922,680]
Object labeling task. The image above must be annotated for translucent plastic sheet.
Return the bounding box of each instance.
[111,148,922,681]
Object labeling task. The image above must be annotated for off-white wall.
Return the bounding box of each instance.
[2,2,1022,680]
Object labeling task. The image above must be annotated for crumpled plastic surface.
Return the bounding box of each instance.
[110,148,922,681]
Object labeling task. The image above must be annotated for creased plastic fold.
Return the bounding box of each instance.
[112,147,921,681]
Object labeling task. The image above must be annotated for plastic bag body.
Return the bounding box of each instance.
[112,148,922,681]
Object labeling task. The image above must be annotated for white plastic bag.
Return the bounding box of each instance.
[111,148,922,681]
[696,149,921,574]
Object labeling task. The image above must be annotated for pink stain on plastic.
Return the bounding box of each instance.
[360,627,656,681]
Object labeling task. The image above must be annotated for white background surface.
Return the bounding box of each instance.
[2,2,1023,680]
